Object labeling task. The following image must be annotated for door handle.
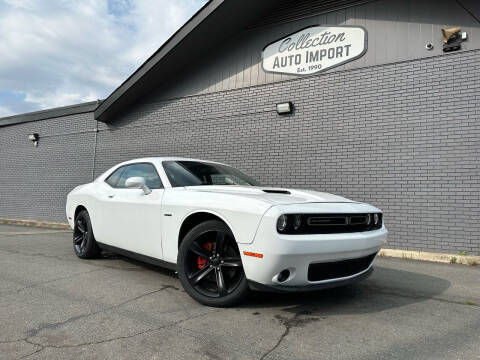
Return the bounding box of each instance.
[108,194,115,198]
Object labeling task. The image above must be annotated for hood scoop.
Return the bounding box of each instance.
[262,189,291,195]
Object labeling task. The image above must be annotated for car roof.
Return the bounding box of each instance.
[113,157,228,167]
[94,157,230,183]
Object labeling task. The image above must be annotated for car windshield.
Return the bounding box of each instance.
[163,161,260,187]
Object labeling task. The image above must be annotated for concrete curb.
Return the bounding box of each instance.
[0,218,70,230]
[379,248,479,266]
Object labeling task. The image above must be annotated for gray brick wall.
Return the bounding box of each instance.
[95,49,480,255]
[0,50,478,255]
[0,113,96,222]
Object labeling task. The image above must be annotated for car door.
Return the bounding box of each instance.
[99,162,164,258]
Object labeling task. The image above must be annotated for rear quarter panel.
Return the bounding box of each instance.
[66,182,103,232]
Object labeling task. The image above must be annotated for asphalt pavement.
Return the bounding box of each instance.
[0,224,479,360]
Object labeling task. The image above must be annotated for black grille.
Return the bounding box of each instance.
[308,253,377,282]
[277,213,382,234]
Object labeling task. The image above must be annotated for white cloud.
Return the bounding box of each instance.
[0,106,14,117]
[0,0,206,114]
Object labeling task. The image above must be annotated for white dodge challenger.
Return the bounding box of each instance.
[66,157,387,306]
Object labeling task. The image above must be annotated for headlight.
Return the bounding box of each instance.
[373,213,379,225]
[277,214,288,232]
[293,215,302,230]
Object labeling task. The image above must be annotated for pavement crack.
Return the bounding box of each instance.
[0,269,104,297]
[24,308,225,351]
[259,310,318,360]
[25,285,177,338]
[259,320,290,360]
[19,339,45,359]
[0,248,80,263]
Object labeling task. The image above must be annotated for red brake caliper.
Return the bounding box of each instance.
[197,242,212,269]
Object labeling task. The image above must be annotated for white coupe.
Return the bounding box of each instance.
[66,157,387,306]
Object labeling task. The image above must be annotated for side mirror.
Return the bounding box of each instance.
[125,177,152,195]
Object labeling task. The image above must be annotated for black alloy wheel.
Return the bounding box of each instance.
[178,220,249,307]
[73,209,101,259]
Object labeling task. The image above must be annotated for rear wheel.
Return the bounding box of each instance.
[73,209,101,259]
[177,220,248,307]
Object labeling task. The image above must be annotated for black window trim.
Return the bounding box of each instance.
[104,162,164,189]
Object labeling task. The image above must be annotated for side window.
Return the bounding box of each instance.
[105,166,125,187]
[117,163,163,189]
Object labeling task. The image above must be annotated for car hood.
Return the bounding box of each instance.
[183,185,357,205]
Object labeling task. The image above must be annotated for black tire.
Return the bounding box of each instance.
[73,209,101,259]
[177,220,249,307]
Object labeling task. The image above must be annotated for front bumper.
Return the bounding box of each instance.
[238,203,387,289]
[248,267,374,293]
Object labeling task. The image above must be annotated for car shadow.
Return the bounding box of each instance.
[240,266,451,316]
[93,254,452,315]
[96,251,179,278]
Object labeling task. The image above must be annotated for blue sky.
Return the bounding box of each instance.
[0,0,207,117]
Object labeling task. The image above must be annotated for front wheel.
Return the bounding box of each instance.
[177,220,249,307]
[73,209,101,259]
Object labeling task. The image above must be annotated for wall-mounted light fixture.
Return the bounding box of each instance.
[276,102,293,115]
[28,133,39,147]
[441,26,465,52]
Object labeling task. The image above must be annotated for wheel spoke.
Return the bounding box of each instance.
[73,235,83,245]
[190,266,213,284]
[215,267,227,296]
[76,220,86,233]
[81,236,87,250]
[221,258,242,268]
[189,242,210,258]
[215,231,225,255]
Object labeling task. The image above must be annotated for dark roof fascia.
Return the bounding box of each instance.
[94,0,224,122]
[0,101,101,128]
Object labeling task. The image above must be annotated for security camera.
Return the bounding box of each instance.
[425,43,434,50]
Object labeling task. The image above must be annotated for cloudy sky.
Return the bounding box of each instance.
[0,0,207,117]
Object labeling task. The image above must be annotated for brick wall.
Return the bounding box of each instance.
[0,113,96,221]
[96,49,480,255]
[0,50,478,255]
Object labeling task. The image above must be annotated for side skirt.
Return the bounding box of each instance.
[97,242,177,271]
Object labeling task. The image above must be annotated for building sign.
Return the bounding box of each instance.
[262,26,367,75]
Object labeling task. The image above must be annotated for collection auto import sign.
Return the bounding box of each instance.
[262,26,367,75]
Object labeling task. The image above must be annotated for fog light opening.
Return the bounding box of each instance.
[277,269,290,283]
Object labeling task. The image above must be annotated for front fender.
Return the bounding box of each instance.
[160,188,272,263]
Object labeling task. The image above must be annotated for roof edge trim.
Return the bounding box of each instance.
[0,100,101,128]
[94,0,224,122]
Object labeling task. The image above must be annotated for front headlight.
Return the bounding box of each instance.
[276,213,382,234]
[293,214,302,230]
[277,214,288,232]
